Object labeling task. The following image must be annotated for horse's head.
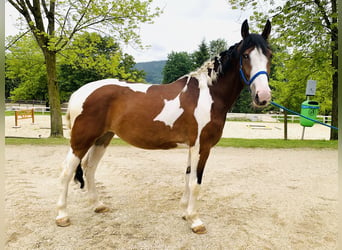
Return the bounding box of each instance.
[239,20,272,107]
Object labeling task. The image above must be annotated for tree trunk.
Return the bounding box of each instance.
[330,67,338,140]
[44,50,64,137]
[330,0,338,140]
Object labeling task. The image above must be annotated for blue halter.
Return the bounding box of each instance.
[239,56,269,86]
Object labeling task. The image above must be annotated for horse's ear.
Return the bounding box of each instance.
[262,20,271,40]
[241,19,249,39]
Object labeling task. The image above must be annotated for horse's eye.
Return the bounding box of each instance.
[243,54,249,60]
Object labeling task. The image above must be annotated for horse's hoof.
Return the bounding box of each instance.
[94,205,110,213]
[56,217,71,227]
[192,224,207,234]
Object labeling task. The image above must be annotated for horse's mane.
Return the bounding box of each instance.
[183,34,269,86]
[184,42,240,86]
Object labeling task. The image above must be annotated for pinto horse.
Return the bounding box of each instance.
[56,20,272,234]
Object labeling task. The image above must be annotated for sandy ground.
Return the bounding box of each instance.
[5,144,337,249]
[5,115,331,140]
[5,115,337,249]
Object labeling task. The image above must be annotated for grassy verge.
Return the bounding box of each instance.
[5,137,337,149]
[217,138,337,149]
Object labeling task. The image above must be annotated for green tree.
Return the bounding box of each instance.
[5,34,47,101]
[209,38,228,57]
[228,0,338,139]
[58,32,145,101]
[6,32,145,103]
[8,0,161,137]
[162,51,194,83]
[192,39,210,68]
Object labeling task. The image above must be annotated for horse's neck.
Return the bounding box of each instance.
[210,68,244,116]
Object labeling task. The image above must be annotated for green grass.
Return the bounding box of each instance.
[5,137,337,149]
[216,138,337,149]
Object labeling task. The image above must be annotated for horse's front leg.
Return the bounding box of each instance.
[56,149,80,227]
[182,146,210,234]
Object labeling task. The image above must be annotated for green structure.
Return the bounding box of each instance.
[300,100,319,127]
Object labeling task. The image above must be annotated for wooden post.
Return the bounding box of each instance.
[284,110,288,140]
[14,111,19,127]
[31,108,35,124]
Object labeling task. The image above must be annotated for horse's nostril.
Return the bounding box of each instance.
[255,93,267,106]
[260,100,267,106]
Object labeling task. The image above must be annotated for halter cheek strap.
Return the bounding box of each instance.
[239,57,269,86]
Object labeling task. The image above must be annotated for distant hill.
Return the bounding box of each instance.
[135,60,166,84]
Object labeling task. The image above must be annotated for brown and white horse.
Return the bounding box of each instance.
[56,20,272,234]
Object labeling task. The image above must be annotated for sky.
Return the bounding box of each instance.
[5,0,265,62]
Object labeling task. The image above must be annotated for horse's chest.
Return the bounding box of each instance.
[152,86,214,134]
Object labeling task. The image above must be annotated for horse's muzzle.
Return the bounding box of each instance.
[253,90,271,108]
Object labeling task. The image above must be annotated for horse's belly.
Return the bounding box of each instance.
[114,124,188,150]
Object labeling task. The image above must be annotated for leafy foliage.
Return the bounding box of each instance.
[192,39,210,68]
[6,33,146,102]
[162,52,194,83]
[5,34,47,101]
[209,38,228,57]
[58,32,145,101]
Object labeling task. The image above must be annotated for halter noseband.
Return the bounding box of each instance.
[239,56,269,86]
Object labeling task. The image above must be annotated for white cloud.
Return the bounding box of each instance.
[124,0,253,62]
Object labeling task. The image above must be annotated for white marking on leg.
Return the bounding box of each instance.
[192,218,204,228]
[153,94,184,128]
[83,145,107,211]
[184,145,204,229]
[56,149,80,221]
[180,149,191,214]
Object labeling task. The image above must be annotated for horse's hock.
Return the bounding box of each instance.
[13,109,35,128]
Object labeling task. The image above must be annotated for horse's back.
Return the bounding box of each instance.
[67,79,152,128]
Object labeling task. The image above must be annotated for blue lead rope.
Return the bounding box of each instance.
[270,101,338,130]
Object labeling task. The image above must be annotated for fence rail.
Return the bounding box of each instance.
[271,114,332,124]
[6,106,68,114]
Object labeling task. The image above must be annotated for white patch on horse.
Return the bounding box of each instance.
[249,48,271,103]
[153,94,184,128]
[249,48,268,81]
[193,72,213,143]
[67,79,151,128]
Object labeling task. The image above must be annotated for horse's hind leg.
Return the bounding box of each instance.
[83,132,114,213]
[180,149,191,217]
[56,149,81,227]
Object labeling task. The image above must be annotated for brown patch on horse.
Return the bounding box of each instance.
[70,78,202,157]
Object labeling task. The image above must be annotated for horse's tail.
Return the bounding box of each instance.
[74,163,85,189]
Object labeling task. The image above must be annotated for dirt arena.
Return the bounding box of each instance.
[5,145,337,249]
